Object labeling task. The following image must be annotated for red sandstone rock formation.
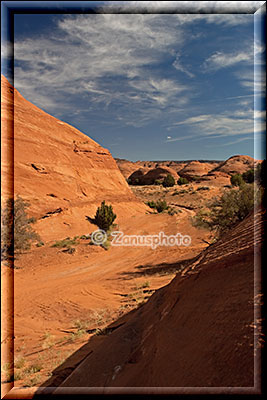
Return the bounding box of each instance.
[1,75,146,241]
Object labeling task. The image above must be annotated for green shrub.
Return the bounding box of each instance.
[80,234,90,240]
[146,200,168,213]
[162,174,175,187]
[230,173,244,187]
[94,201,117,232]
[51,238,78,248]
[242,169,254,183]
[177,177,189,185]
[1,196,41,260]
[168,208,178,216]
[155,200,168,213]
[146,201,156,209]
[192,184,261,235]
[36,241,45,247]
[154,179,162,185]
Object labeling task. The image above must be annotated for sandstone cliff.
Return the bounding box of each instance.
[1,75,146,241]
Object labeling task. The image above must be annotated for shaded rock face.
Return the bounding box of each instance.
[1,75,146,241]
[59,209,263,389]
[142,167,179,184]
[129,167,178,185]
[127,168,149,184]
[115,159,142,179]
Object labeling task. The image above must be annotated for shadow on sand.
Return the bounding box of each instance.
[118,256,199,279]
[33,256,198,395]
[34,307,139,395]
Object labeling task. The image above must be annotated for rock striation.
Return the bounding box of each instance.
[1,75,146,241]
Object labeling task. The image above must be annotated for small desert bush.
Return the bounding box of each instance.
[137,280,150,289]
[36,241,45,247]
[24,363,43,374]
[155,200,168,213]
[177,177,189,185]
[192,184,261,235]
[162,174,175,187]
[146,200,157,209]
[242,169,254,183]
[230,173,244,187]
[101,238,111,251]
[146,200,168,213]
[168,208,178,216]
[1,196,41,260]
[14,356,26,369]
[51,237,78,248]
[14,370,24,381]
[42,332,55,349]
[94,201,116,232]
[80,234,90,240]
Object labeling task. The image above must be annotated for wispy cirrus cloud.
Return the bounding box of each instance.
[166,106,264,144]
[202,39,265,72]
[203,49,253,71]
[235,69,266,94]
[14,13,190,123]
[172,53,195,78]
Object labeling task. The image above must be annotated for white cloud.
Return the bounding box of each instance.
[167,106,264,143]
[172,53,195,78]
[206,136,252,147]
[203,49,252,71]
[14,13,189,122]
[235,69,265,94]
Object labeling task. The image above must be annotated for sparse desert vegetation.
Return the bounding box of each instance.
[1,196,41,260]
[94,200,117,232]
[1,72,264,392]
[192,183,262,235]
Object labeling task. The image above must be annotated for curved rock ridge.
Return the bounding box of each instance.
[116,158,221,179]
[178,160,217,179]
[1,75,146,240]
[58,209,263,389]
[129,166,178,185]
[117,156,261,185]
[209,154,260,175]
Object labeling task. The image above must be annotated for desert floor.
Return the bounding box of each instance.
[2,182,225,388]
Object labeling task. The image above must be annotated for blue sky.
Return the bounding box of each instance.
[1,1,266,161]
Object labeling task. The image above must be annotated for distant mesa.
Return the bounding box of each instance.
[117,155,260,186]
